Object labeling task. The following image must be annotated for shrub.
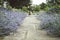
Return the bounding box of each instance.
[0,7,27,36]
[37,11,60,37]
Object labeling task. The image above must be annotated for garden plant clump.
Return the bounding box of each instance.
[37,10,60,37]
[0,7,28,36]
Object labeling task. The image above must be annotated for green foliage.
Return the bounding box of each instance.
[0,0,3,7]
[47,0,60,7]
[22,6,28,12]
[40,3,47,10]
[46,0,60,13]
[48,7,60,13]
[21,5,40,13]
[0,0,31,9]
[35,5,40,12]
[33,5,40,12]
[7,0,31,9]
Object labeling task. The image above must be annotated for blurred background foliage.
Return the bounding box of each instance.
[0,0,60,13]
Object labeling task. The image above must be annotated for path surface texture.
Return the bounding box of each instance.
[0,15,60,40]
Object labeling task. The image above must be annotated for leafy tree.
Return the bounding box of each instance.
[0,0,4,7]
[34,5,40,12]
[0,0,31,9]
[7,0,31,9]
[46,0,60,13]
[46,0,60,7]
[40,3,48,11]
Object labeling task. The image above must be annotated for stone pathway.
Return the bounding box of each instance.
[0,15,60,40]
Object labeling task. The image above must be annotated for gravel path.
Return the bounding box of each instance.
[0,15,60,40]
